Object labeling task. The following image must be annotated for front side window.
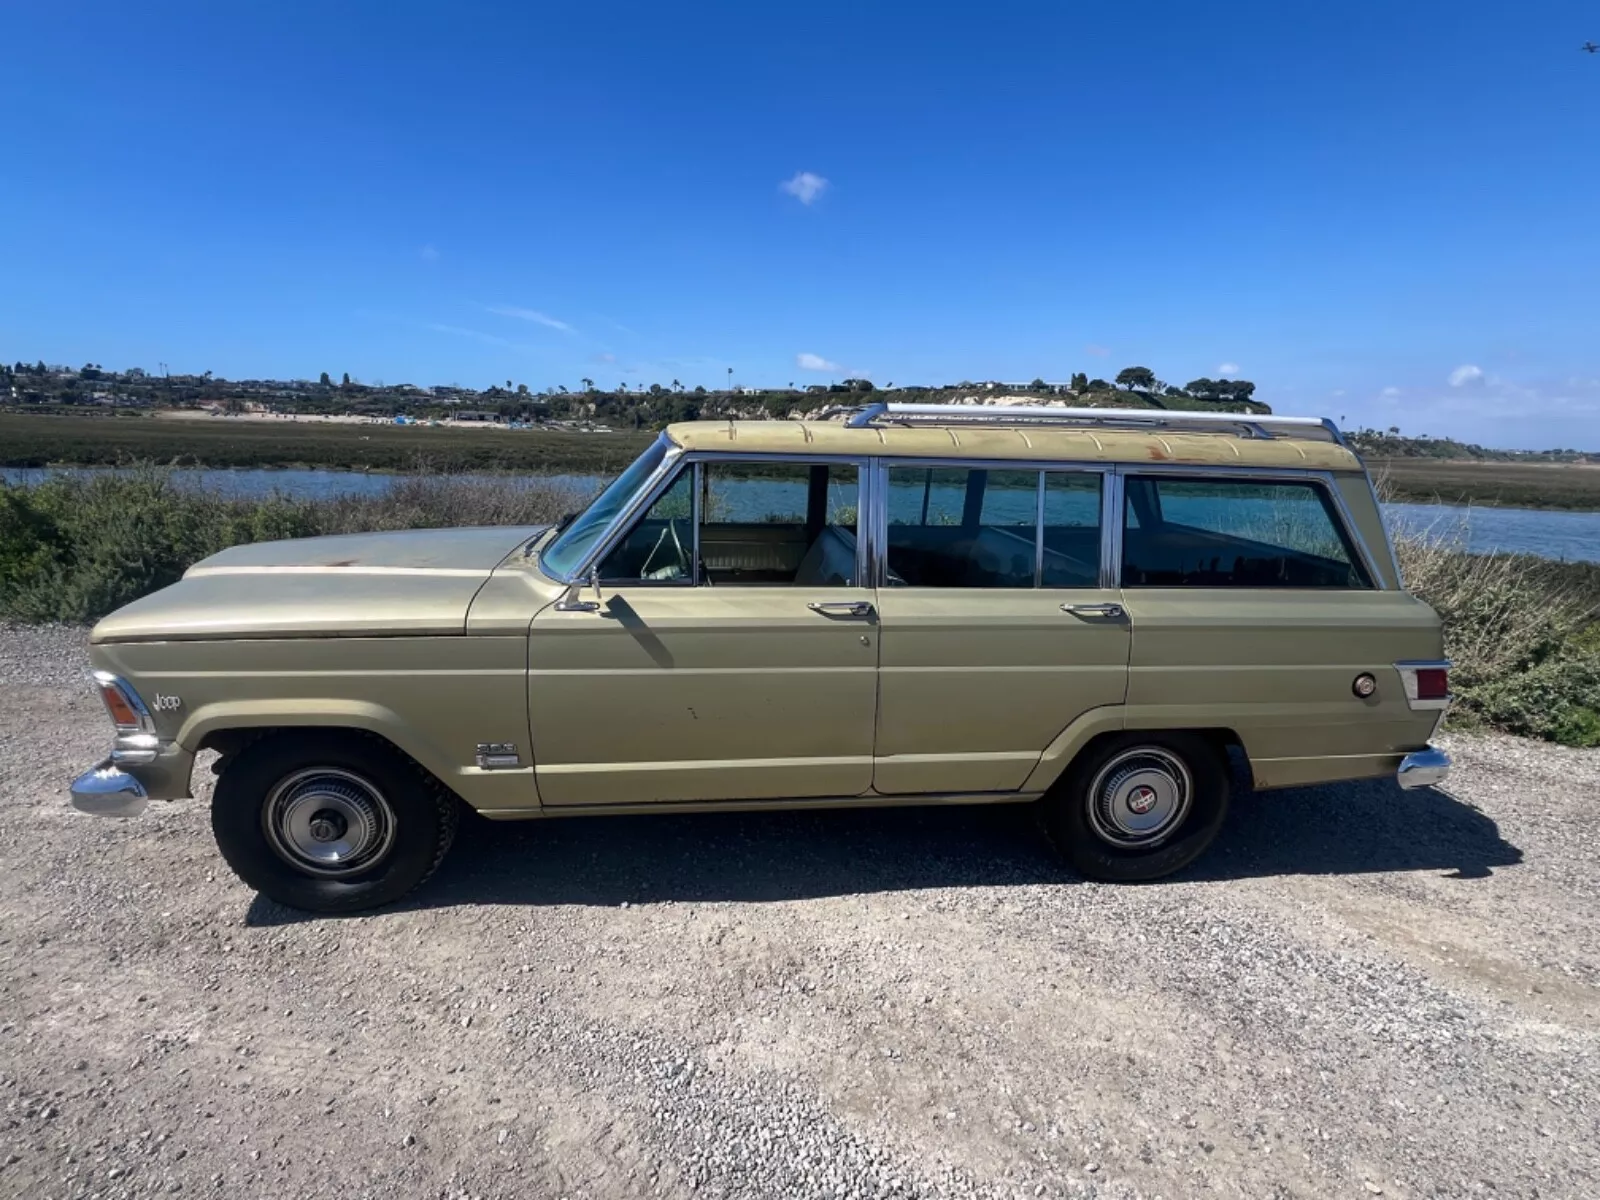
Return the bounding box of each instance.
[885,467,1040,588]
[599,460,862,586]
[700,461,860,585]
[598,467,695,582]
[1121,476,1371,588]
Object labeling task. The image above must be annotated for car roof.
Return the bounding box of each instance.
[664,420,1364,472]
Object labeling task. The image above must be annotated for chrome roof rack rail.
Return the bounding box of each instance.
[833,402,1345,444]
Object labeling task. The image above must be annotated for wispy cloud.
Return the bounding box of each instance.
[796,352,843,373]
[1448,364,1484,388]
[590,352,617,365]
[1083,343,1111,358]
[419,244,440,262]
[780,171,829,206]
[487,306,575,333]
[1380,386,1403,398]
[1217,361,1240,376]
[427,323,519,348]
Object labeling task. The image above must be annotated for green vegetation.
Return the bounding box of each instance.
[2,466,1595,746]
[0,468,584,624]
[1368,458,1600,511]
[0,412,653,474]
[1397,533,1600,746]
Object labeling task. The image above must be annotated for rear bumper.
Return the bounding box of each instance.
[70,761,149,817]
[1397,746,1451,790]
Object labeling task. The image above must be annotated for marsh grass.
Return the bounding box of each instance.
[0,466,587,624]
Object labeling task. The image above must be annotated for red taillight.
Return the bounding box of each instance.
[1414,668,1449,701]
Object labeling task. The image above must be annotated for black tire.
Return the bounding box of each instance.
[1042,732,1229,882]
[211,731,458,913]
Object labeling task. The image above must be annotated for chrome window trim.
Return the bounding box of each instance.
[1112,465,1388,591]
[1033,474,1046,586]
[544,434,682,585]
[1100,471,1124,591]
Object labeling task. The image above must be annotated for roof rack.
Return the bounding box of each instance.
[826,402,1345,444]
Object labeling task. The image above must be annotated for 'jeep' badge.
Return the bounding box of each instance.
[153,694,182,712]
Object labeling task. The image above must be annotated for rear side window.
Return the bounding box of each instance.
[1121,477,1371,589]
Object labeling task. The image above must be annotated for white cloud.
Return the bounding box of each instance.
[780,171,829,206]
[796,352,843,373]
[1380,386,1403,397]
[419,244,440,262]
[1448,364,1484,388]
[1217,362,1240,376]
[1083,343,1111,357]
[488,306,574,333]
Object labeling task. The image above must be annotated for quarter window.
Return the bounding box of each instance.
[1121,477,1371,589]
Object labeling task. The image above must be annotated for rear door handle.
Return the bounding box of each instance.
[808,601,875,618]
[1061,602,1125,619]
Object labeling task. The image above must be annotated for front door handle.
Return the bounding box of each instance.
[808,601,875,618]
[1061,602,1125,619]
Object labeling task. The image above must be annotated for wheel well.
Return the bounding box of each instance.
[1065,727,1251,789]
[197,726,462,802]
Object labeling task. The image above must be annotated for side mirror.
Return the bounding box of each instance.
[555,568,602,613]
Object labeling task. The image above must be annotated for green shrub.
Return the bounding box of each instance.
[0,467,584,623]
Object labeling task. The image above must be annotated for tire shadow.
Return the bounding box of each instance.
[245,774,1522,924]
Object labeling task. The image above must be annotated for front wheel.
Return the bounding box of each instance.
[1043,733,1230,882]
[212,732,458,913]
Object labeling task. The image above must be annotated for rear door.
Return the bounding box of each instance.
[870,463,1132,795]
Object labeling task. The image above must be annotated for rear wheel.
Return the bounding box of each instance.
[1043,733,1229,882]
[212,731,458,913]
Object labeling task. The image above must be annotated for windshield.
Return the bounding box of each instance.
[539,437,670,580]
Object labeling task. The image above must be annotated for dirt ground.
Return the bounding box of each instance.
[1,625,1596,1200]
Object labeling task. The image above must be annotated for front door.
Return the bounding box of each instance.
[871,464,1131,794]
[528,458,877,806]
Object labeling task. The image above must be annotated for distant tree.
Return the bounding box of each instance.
[506,380,513,391]
[34,361,46,375]
[580,377,594,392]
[555,384,567,394]
[1164,385,1186,397]
[81,362,101,381]
[1070,372,1088,391]
[319,371,332,387]
[1115,366,1156,391]
[341,372,351,388]
[12,362,23,375]
[1029,377,1048,391]
[1086,378,1110,391]
[649,382,665,396]
[693,385,707,396]
[672,379,682,392]
[1231,380,1256,403]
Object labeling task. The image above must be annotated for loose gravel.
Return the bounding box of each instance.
[1,624,1596,1199]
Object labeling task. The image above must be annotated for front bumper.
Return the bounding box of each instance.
[70,760,150,817]
[1397,746,1451,790]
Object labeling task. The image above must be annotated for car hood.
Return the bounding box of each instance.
[91,526,549,643]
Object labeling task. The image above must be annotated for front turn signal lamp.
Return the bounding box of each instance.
[90,671,152,733]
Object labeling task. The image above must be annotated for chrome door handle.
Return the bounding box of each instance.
[808,601,875,618]
[1061,602,1125,619]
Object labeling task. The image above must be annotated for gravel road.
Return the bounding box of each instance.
[2,624,1597,1200]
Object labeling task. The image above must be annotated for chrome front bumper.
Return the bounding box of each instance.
[1397,746,1451,790]
[70,760,150,818]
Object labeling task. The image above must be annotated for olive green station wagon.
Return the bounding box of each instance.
[71,404,1451,912]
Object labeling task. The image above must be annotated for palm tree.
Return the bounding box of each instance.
[580,377,593,392]
[672,378,682,392]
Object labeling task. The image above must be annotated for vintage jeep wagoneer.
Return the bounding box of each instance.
[71,404,1451,911]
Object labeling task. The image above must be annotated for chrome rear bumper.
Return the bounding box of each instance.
[70,760,149,818]
[1397,746,1451,790]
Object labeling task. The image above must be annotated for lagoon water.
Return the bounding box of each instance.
[6,465,1600,565]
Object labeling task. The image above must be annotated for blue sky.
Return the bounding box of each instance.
[4,1,1598,449]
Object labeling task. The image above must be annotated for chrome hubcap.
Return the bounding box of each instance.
[262,768,396,877]
[1087,748,1193,849]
